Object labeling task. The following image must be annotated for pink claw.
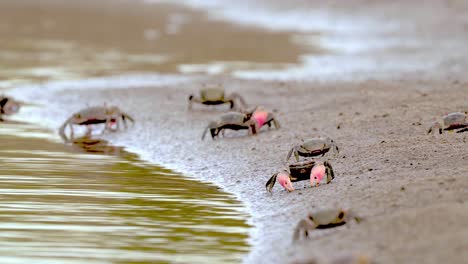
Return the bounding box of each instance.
[252,110,268,128]
[278,171,294,192]
[310,164,325,187]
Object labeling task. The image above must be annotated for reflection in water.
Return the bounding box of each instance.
[71,136,125,156]
[0,122,250,263]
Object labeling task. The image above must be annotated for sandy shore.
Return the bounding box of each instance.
[7,0,468,263]
[13,76,468,263]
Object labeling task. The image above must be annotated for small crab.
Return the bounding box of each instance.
[293,208,361,241]
[266,159,335,193]
[427,111,468,134]
[251,108,280,131]
[201,111,257,140]
[59,105,135,142]
[286,137,339,162]
[188,85,247,110]
[0,95,21,121]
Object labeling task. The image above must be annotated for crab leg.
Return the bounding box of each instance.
[85,125,92,136]
[265,173,278,193]
[201,122,217,140]
[227,92,247,109]
[332,144,340,156]
[247,120,258,135]
[59,117,73,142]
[0,97,8,115]
[324,161,335,183]
[286,146,309,162]
[272,118,280,129]
[188,95,203,110]
[286,147,296,162]
[121,113,135,127]
[427,121,443,134]
[293,218,318,242]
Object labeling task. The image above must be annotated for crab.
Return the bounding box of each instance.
[266,159,335,193]
[427,111,468,134]
[59,105,135,142]
[188,86,247,110]
[286,137,339,162]
[201,111,257,140]
[251,108,280,131]
[0,95,21,121]
[293,208,362,241]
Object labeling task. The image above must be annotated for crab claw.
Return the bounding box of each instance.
[310,164,326,187]
[278,171,295,192]
[252,110,269,128]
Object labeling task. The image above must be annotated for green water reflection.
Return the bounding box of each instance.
[0,122,250,264]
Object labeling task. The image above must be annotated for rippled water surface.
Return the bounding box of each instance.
[0,122,250,263]
[0,0,318,90]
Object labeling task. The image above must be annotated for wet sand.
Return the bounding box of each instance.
[6,0,468,263]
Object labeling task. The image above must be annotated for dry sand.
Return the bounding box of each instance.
[7,0,468,263]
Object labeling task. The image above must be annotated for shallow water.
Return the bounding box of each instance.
[0,0,317,90]
[0,122,250,263]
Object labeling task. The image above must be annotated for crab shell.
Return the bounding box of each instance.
[287,137,339,162]
[293,208,361,241]
[443,112,466,129]
[307,208,350,227]
[200,87,225,101]
[201,111,257,140]
[188,86,247,110]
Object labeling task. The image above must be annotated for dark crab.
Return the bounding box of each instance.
[201,111,257,140]
[0,95,21,121]
[293,208,362,241]
[266,159,335,193]
[427,111,468,134]
[59,105,135,142]
[188,86,247,110]
[286,137,339,162]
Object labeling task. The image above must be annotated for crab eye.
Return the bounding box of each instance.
[338,212,344,219]
[308,215,314,221]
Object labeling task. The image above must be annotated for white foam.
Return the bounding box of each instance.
[143,0,400,34]
[9,74,199,102]
[141,0,438,81]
